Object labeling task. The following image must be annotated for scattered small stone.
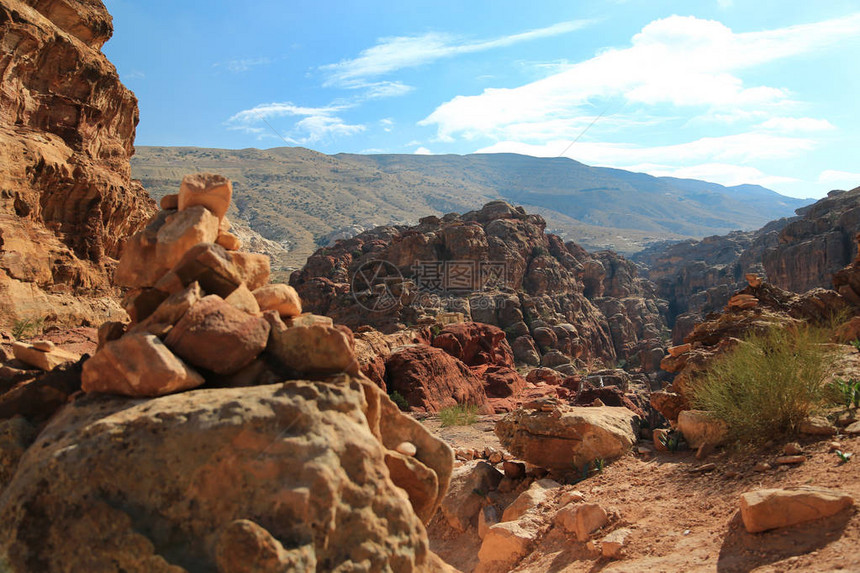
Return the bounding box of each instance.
[783,442,803,455]
[591,398,605,407]
[12,342,80,372]
[30,340,55,352]
[724,470,740,479]
[799,416,838,436]
[503,460,526,480]
[395,442,416,457]
[829,442,843,452]
[845,421,860,435]
[689,463,717,473]
[559,490,585,506]
[753,462,771,472]
[601,527,631,558]
[775,455,805,465]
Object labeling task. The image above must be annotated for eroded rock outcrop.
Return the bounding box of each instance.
[764,187,860,293]
[0,0,155,328]
[291,201,668,371]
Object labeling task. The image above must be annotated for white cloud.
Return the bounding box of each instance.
[362,81,414,99]
[818,170,860,187]
[321,20,592,89]
[226,102,364,144]
[420,14,860,141]
[757,117,836,132]
[214,57,273,73]
[634,163,797,187]
[477,133,816,165]
[414,146,433,155]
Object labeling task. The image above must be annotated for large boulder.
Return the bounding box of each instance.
[495,406,638,470]
[385,345,490,413]
[0,377,453,571]
[740,487,854,533]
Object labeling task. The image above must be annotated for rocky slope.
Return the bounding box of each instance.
[291,201,669,374]
[0,0,155,328]
[635,186,860,343]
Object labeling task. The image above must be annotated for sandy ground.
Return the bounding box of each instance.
[425,415,860,573]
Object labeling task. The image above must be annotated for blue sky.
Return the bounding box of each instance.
[103,0,860,199]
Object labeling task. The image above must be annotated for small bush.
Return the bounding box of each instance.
[11,317,45,340]
[690,324,837,444]
[439,404,479,427]
[389,391,410,412]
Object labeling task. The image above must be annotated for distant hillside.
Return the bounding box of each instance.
[131,146,809,268]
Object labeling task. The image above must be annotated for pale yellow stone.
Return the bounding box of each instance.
[253,284,302,318]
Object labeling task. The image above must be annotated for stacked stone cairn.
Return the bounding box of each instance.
[83,173,359,396]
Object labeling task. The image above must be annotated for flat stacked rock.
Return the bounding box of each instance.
[83,173,359,397]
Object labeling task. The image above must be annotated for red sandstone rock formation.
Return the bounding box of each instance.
[291,201,669,371]
[0,0,155,327]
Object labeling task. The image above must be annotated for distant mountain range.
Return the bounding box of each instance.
[131,146,810,268]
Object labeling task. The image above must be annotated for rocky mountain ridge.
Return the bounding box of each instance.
[131,146,808,268]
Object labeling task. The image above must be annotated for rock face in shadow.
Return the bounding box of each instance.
[0,377,453,572]
[0,0,155,328]
[291,201,669,370]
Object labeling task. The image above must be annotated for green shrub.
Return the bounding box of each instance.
[832,378,860,409]
[11,317,45,340]
[439,404,478,427]
[690,324,836,444]
[389,391,410,412]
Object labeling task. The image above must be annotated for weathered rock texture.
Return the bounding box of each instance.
[0,377,454,571]
[291,201,668,370]
[764,187,860,294]
[0,0,155,328]
[495,405,638,471]
[637,187,860,343]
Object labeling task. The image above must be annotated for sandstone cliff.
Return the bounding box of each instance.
[291,201,669,372]
[636,187,860,344]
[763,187,860,293]
[0,0,154,328]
